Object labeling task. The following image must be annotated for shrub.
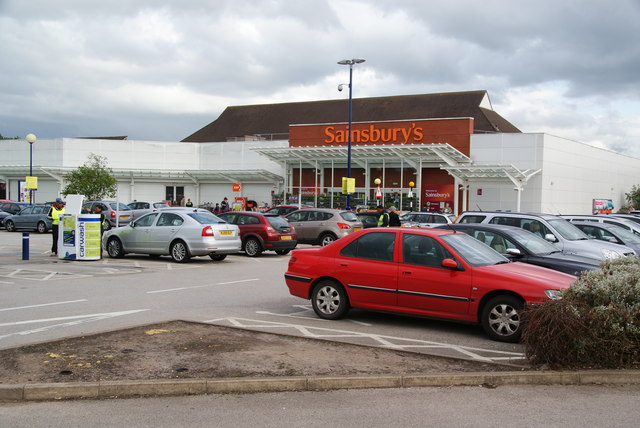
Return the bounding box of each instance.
[521,257,640,369]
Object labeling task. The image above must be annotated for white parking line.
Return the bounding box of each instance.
[0,299,88,312]
[0,309,149,340]
[204,316,525,364]
[147,278,260,294]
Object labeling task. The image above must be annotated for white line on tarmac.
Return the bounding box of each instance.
[146,278,259,294]
[0,309,149,327]
[0,299,88,312]
[204,316,525,363]
[0,309,149,341]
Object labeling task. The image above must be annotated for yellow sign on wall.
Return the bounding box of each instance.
[26,176,38,189]
[341,177,355,194]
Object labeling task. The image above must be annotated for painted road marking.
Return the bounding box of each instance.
[204,316,525,364]
[257,306,373,326]
[0,299,88,312]
[0,309,149,341]
[147,278,260,294]
[0,268,92,281]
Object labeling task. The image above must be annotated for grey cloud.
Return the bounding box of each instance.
[0,0,639,155]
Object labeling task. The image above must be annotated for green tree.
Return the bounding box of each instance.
[625,185,640,209]
[62,153,117,200]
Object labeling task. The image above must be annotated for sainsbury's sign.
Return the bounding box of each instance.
[324,123,424,145]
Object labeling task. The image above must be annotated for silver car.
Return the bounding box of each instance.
[82,201,133,230]
[127,200,170,219]
[561,214,640,237]
[285,208,363,246]
[456,211,636,261]
[399,211,455,228]
[103,208,241,262]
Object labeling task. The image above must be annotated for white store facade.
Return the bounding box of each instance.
[1,129,639,215]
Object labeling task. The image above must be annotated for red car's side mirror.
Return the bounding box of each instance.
[441,258,459,269]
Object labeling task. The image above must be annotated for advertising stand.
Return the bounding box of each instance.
[58,194,102,261]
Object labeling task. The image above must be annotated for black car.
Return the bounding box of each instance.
[355,211,380,228]
[436,223,601,275]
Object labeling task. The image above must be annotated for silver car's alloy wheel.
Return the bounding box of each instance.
[170,240,190,263]
[319,233,336,246]
[481,295,522,342]
[37,221,47,234]
[244,238,262,257]
[5,220,15,232]
[107,238,125,258]
[311,280,349,320]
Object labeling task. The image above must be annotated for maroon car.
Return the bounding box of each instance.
[285,227,576,342]
[218,211,297,257]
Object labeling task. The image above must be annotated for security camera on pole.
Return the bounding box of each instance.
[337,58,365,210]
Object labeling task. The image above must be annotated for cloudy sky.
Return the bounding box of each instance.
[1,0,639,156]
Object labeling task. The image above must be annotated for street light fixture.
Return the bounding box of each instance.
[25,133,37,205]
[337,58,365,210]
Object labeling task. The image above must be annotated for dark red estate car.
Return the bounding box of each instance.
[285,228,576,342]
[218,211,297,257]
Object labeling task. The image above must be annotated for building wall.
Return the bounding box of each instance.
[469,133,640,213]
[1,138,286,206]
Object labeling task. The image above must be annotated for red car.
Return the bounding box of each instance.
[218,211,297,257]
[285,228,576,342]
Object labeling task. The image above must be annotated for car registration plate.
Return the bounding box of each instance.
[220,230,233,236]
[121,215,130,219]
[280,235,292,240]
[353,227,362,231]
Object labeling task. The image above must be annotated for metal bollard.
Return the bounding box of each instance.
[22,232,29,260]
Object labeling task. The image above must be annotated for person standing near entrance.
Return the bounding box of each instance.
[50,198,65,256]
[185,198,194,207]
[221,197,229,213]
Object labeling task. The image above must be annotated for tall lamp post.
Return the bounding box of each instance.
[337,58,365,210]
[25,133,37,205]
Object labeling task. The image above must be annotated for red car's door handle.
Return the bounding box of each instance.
[402,271,412,275]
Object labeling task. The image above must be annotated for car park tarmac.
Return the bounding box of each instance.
[1,231,639,403]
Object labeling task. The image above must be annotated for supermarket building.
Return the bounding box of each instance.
[2,90,639,214]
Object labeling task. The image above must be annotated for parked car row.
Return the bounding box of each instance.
[284,209,640,343]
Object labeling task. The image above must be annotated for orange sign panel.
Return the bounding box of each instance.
[289,118,473,156]
[232,183,241,192]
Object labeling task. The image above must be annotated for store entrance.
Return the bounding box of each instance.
[165,186,184,206]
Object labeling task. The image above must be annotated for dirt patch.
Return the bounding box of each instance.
[0,321,521,384]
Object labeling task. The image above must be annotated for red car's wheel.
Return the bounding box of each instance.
[311,280,349,320]
[481,295,524,342]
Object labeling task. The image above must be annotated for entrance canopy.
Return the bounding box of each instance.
[253,143,472,168]
[442,164,541,211]
[0,166,282,185]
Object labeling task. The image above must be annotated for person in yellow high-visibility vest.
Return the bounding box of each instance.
[50,198,65,256]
